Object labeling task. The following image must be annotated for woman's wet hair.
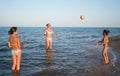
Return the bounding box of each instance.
[8,27,18,35]
[46,23,50,27]
[46,24,48,26]
[103,29,110,35]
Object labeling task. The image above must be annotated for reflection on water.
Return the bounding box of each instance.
[45,49,57,70]
[46,49,54,62]
[12,70,20,76]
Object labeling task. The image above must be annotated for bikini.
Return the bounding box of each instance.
[103,36,109,48]
[11,43,21,56]
[106,36,109,43]
[106,36,109,48]
[47,31,52,40]
[9,36,22,56]
[12,50,21,56]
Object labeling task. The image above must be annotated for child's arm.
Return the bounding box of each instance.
[21,45,26,48]
[44,29,47,36]
[8,38,12,48]
[96,43,104,48]
[17,37,22,49]
[96,38,105,48]
[8,41,12,48]
[52,30,60,36]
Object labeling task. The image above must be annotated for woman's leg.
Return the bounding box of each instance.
[105,48,109,63]
[16,53,21,71]
[49,39,52,50]
[12,55,17,71]
[46,39,49,50]
[102,48,109,63]
[105,53,109,63]
[102,51,105,63]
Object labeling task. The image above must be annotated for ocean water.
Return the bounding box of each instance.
[0,27,120,76]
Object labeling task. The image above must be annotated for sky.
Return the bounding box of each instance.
[0,0,120,27]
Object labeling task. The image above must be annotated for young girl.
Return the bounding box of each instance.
[96,30,110,64]
[8,27,24,72]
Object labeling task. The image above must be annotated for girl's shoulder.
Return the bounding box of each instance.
[16,36,20,39]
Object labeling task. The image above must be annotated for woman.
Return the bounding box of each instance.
[44,23,59,50]
[96,30,110,64]
[8,27,24,72]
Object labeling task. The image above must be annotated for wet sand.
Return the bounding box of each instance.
[109,35,120,53]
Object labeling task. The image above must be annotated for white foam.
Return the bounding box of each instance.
[109,48,120,71]
[109,48,116,66]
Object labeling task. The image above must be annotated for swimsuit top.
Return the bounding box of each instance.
[47,31,52,34]
[106,36,109,43]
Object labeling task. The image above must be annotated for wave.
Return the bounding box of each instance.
[0,48,9,52]
[91,35,100,38]
[67,36,90,39]
[109,48,120,72]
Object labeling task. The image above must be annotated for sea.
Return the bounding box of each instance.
[0,27,120,76]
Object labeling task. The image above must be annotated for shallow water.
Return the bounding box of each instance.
[0,27,120,76]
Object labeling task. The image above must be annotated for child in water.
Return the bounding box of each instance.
[96,30,110,64]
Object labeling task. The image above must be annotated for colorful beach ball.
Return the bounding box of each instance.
[80,15,85,20]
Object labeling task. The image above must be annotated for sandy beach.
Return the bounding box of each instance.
[109,36,120,53]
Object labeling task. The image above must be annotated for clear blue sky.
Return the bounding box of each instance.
[0,0,120,27]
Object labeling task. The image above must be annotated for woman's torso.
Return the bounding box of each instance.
[103,36,109,48]
[46,29,53,38]
[9,36,21,50]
